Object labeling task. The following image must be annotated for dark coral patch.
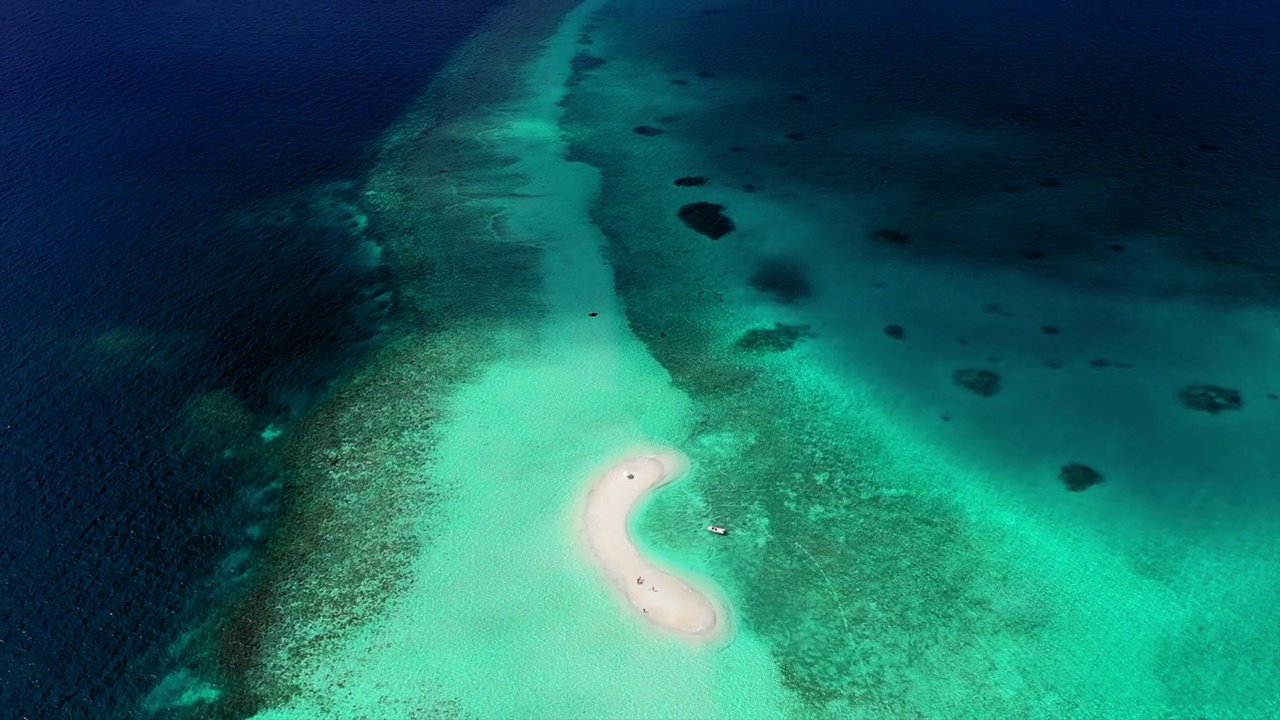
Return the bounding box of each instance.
[570,53,606,79]
[736,323,811,352]
[1178,384,1243,413]
[1089,358,1133,369]
[953,368,1001,397]
[678,202,736,239]
[749,258,811,303]
[674,176,708,187]
[871,228,911,245]
[883,324,905,340]
[572,53,605,70]
[633,125,665,136]
[1060,463,1103,492]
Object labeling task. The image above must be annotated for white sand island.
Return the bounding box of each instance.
[581,449,726,642]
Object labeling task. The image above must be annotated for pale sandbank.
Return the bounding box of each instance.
[581,449,728,642]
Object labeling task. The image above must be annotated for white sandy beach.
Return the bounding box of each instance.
[580,449,723,640]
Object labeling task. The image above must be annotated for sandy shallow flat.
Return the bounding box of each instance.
[581,449,726,641]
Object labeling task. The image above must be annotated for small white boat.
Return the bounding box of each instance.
[706,525,728,536]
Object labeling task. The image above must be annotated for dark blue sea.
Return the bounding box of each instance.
[0,1,499,716]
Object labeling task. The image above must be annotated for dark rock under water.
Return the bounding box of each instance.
[678,202,736,239]
[1060,463,1104,492]
[953,368,1001,397]
[1178,384,1243,413]
[736,323,811,351]
[749,258,811,303]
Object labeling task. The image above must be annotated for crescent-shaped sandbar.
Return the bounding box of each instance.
[580,449,727,642]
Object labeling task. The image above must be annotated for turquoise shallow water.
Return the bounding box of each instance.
[187,0,1280,717]
[567,0,1279,715]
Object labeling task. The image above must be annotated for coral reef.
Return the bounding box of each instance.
[736,323,811,351]
[1178,384,1243,413]
[678,202,736,239]
[749,258,811,303]
[569,53,606,84]
[952,368,1001,397]
[871,228,911,245]
[1060,463,1104,492]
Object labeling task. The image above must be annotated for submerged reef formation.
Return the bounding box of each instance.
[736,323,811,352]
[569,53,606,84]
[749,257,811,303]
[1178,384,1243,413]
[953,368,1001,397]
[678,202,736,239]
[1089,358,1133,369]
[871,227,911,245]
[1060,463,1104,492]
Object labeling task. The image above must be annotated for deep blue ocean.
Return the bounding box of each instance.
[0,1,499,715]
